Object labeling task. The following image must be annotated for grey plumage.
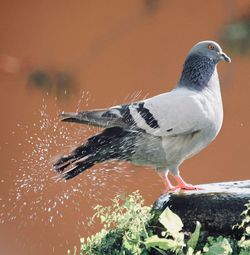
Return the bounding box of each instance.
[54,41,230,190]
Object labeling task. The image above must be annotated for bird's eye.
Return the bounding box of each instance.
[208,44,214,50]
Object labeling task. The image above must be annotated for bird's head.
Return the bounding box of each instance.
[178,40,231,90]
[188,40,231,64]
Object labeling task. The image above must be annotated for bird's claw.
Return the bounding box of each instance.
[177,183,204,190]
[163,184,204,193]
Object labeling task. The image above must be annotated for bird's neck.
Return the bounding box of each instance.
[177,54,216,91]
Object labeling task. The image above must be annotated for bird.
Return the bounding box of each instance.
[54,40,231,191]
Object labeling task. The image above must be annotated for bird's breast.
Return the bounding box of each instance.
[200,70,224,137]
[161,87,223,165]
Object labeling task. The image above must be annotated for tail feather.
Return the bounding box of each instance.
[59,104,137,129]
[59,159,95,180]
[53,127,139,180]
[60,109,118,128]
[54,143,88,172]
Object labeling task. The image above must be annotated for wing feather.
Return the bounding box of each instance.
[60,88,205,137]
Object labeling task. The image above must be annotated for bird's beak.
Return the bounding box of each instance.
[220,52,231,63]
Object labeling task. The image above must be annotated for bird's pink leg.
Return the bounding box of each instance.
[160,170,203,192]
[173,175,203,190]
[163,173,176,192]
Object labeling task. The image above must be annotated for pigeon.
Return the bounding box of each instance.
[54,40,231,191]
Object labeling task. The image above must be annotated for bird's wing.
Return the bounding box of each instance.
[127,88,207,137]
[61,88,206,137]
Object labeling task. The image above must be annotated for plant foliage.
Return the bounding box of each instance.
[68,192,250,255]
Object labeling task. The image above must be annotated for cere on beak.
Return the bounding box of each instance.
[220,52,231,63]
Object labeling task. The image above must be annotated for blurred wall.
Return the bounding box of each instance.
[0,1,250,254]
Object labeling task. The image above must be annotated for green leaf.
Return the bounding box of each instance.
[186,247,194,255]
[187,247,202,255]
[204,238,232,255]
[153,247,169,255]
[239,251,250,255]
[100,215,106,223]
[246,226,250,235]
[159,207,183,236]
[238,236,250,249]
[187,221,201,250]
[144,235,180,251]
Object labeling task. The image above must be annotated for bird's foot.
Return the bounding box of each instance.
[163,184,203,193]
[174,183,203,190]
[163,176,204,193]
[162,174,204,193]
[163,184,177,193]
[173,175,204,191]
[163,176,176,192]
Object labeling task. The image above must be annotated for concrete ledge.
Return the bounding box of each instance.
[152,180,250,238]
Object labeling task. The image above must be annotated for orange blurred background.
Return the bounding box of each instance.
[0,1,250,254]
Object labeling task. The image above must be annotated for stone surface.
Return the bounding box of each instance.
[152,180,250,238]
